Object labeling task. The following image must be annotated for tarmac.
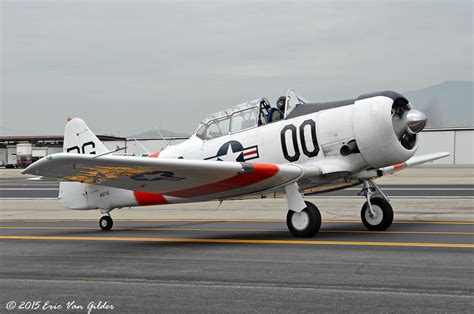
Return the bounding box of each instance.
[0,167,473,312]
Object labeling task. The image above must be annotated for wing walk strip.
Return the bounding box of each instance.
[0,227,473,235]
[0,235,472,248]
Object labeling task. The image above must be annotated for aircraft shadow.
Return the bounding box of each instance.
[39,221,402,241]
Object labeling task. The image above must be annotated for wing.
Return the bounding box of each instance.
[352,152,450,179]
[377,152,450,175]
[22,153,303,200]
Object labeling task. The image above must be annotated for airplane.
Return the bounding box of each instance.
[22,89,449,237]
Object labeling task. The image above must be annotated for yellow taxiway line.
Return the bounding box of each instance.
[0,235,472,248]
[0,226,473,235]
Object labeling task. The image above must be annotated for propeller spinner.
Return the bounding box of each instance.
[392,107,427,150]
[393,109,427,138]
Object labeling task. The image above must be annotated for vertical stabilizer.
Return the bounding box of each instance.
[63,118,108,155]
[59,118,108,210]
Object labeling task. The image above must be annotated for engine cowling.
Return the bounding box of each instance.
[352,94,426,169]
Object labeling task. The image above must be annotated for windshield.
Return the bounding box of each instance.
[285,89,307,118]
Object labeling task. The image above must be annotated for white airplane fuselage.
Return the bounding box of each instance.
[159,94,417,193]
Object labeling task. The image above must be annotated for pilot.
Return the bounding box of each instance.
[268,96,286,123]
[276,96,286,114]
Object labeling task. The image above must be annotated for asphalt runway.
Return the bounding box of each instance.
[1,219,473,312]
[1,171,473,312]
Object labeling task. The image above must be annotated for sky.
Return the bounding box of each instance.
[1,0,472,136]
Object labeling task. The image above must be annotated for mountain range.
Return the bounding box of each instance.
[404,80,473,128]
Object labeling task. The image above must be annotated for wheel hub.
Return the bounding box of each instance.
[365,205,383,225]
[291,210,310,230]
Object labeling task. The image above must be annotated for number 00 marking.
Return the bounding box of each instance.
[299,119,319,157]
[280,119,319,161]
[280,124,300,162]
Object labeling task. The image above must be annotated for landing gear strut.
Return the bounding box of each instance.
[359,180,393,231]
[286,201,321,238]
[99,208,114,231]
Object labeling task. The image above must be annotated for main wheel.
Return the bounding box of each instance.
[286,201,322,238]
[99,215,113,231]
[361,197,393,231]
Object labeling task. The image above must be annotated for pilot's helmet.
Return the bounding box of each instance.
[276,96,286,110]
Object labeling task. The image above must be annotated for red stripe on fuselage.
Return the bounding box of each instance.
[133,191,169,206]
[167,163,279,198]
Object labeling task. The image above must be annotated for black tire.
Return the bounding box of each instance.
[99,215,113,231]
[361,197,393,231]
[286,201,322,238]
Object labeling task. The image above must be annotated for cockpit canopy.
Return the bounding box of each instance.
[195,99,261,140]
[194,90,307,140]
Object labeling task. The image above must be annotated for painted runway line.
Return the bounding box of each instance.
[0,226,473,235]
[0,235,472,248]
[2,219,473,225]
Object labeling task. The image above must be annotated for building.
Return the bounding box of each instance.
[0,135,125,168]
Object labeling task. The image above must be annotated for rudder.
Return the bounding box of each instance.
[63,118,108,155]
[59,118,108,210]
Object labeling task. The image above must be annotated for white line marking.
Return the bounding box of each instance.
[0,188,58,191]
[0,198,58,200]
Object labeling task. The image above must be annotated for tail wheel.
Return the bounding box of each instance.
[99,215,113,231]
[286,201,321,238]
[361,197,393,231]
